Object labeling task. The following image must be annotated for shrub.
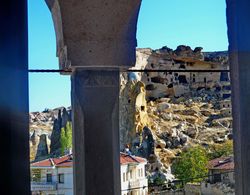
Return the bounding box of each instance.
[60,122,73,155]
[172,146,208,183]
[208,140,233,160]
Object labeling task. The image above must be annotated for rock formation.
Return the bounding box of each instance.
[134,46,230,99]
[29,107,71,161]
[29,46,232,182]
[50,108,71,156]
[120,74,148,150]
[119,45,232,181]
[35,134,49,161]
[30,130,40,161]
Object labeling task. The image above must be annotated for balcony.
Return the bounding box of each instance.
[130,180,140,188]
[31,182,57,191]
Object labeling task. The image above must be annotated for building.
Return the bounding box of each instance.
[31,153,148,195]
[31,154,73,195]
[120,153,148,195]
[207,156,234,184]
[201,156,235,195]
[134,47,230,99]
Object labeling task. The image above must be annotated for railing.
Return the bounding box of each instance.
[31,182,57,191]
[130,180,141,188]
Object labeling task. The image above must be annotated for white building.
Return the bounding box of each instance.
[120,153,148,195]
[31,153,148,195]
[31,154,73,195]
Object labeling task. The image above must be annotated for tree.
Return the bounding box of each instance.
[172,146,208,183]
[60,122,73,155]
[208,140,233,160]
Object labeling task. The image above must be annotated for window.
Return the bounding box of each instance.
[46,173,52,183]
[213,174,221,183]
[31,169,41,182]
[126,172,128,181]
[141,168,144,177]
[130,170,133,179]
[58,173,64,183]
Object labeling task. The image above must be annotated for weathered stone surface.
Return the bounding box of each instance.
[35,134,49,160]
[155,139,166,149]
[71,70,120,195]
[121,62,233,181]
[50,111,62,154]
[136,126,155,158]
[157,102,171,112]
[119,76,148,150]
[227,1,250,194]
[45,0,142,70]
[30,130,39,146]
[135,46,230,99]
[61,107,70,127]
[50,107,71,155]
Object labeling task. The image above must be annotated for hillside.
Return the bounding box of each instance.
[29,45,233,182]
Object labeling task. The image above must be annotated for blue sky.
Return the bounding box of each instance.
[28,0,228,111]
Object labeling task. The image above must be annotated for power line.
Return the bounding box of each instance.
[28,69,230,73]
[28,69,71,73]
[126,69,230,73]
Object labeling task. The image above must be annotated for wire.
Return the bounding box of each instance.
[28,69,71,73]
[28,69,230,73]
[126,69,230,73]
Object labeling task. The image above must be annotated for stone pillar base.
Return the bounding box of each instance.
[71,70,120,195]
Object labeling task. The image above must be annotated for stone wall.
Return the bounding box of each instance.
[201,182,235,195]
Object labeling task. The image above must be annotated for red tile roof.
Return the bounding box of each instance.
[31,153,146,168]
[208,156,234,170]
[31,154,73,167]
[120,152,147,165]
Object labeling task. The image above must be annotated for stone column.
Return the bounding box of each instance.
[71,70,120,195]
[45,1,142,194]
[0,1,30,194]
[227,0,250,194]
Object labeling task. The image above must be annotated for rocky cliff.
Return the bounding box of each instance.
[119,46,232,181]
[29,45,232,182]
[29,107,71,161]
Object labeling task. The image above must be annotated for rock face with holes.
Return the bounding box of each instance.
[120,46,233,182]
[134,46,230,99]
[119,87,233,181]
[29,46,232,182]
[119,73,148,150]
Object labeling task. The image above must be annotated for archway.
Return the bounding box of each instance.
[1,0,250,195]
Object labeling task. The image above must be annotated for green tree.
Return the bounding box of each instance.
[208,140,233,160]
[172,146,208,183]
[60,122,73,155]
